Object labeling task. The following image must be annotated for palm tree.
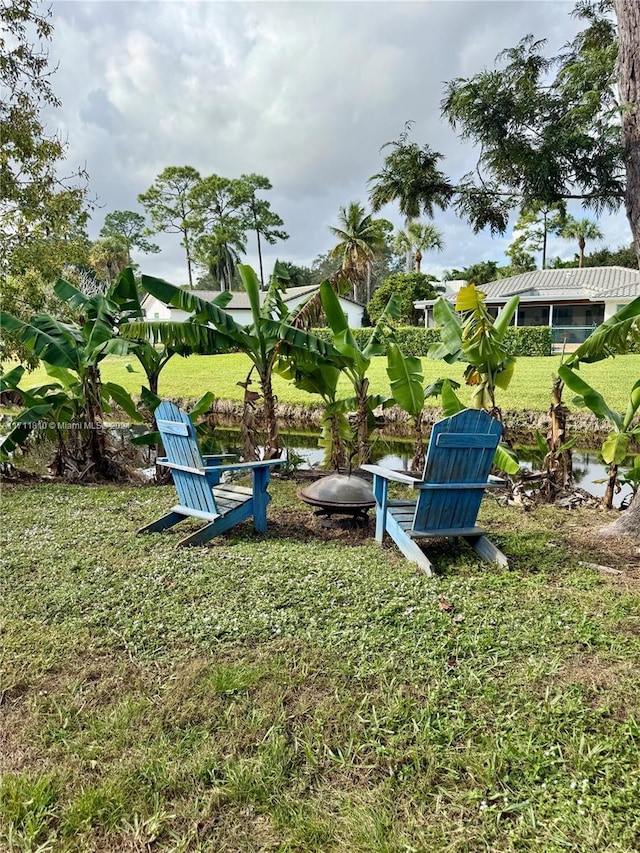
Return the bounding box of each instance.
[329,202,386,303]
[393,221,444,272]
[368,123,453,270]
[560,217,604,267]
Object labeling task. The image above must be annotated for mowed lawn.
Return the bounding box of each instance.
[16,352,640,413]
[2,479,640,851]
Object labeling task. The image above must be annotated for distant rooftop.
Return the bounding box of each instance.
[480,267,640,301]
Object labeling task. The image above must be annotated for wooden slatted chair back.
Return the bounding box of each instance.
[413,409,503,533]
[155,400,218,516]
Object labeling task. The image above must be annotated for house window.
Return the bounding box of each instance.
[517,305,551,326]
[154,312,160,320]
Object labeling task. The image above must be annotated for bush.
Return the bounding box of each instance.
[311,325,553,357]
[503,326,553,356]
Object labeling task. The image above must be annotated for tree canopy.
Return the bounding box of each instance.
[367,271,444,326]
[441,3,623,235]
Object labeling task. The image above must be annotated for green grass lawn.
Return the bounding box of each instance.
[15,352,640,414]
[2,479,640,851]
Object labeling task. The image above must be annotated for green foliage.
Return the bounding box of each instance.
[583,243,639,269]
[0,276,142,478]
[312,324,552,357]
[444,260,500,285]
[442,6,623,233]
[126,266,343,459]
[367,272,444,326]
[428,283,520,416]
[99,210,160,261]
[510,200,567,268]
[392,221,444,273]
[329,202,387,303]
[369,122,454,221]
[0,0,89,276]
[138,168,288,291]
[559,297,640,505]
[559,215,604,267]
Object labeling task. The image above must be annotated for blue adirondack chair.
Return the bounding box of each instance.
[361,409,508,575]
[138,401,286,546]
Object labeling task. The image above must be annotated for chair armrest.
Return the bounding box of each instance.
[488,475,507,486]
[204,459,288,474]
[202,454,237,464]
[361,464,420,486]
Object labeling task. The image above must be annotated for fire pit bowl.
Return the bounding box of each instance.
[297,473,375,523]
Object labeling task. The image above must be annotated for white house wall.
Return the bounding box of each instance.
[144,295,364,328]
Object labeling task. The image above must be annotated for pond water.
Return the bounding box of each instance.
[1,416,633,508]
[210,427,634,509]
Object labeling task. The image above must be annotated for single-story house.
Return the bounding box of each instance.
[142,285,366,328]
[415,266,640,348]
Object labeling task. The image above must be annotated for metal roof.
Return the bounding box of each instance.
[481,267,640,301]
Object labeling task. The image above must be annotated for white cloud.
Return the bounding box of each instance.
[43,0,630,285]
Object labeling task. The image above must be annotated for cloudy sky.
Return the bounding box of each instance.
[46,0,631,285]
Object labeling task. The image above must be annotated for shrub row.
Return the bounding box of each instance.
[311,325,553,357]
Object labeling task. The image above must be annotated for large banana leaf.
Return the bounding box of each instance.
[386,343,424,419]
[320,280,350,336]
[602,432,630,465]
[557,363,622,428]
[54,277,90,310]
[362,292,401,360]
[622,379,640,431]
[109,267,144,318]
[101,383,143,422]
[0,312,82,370]
[566,296,640,365]
[427,298,463,363]
[492,295,520,341]
[120,320,234,355]
[141,275,238,337]
[0,365,26,391]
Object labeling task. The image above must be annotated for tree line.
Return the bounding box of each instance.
[2,0,639,344]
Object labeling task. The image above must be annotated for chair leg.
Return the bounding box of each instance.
[137,511,184,535]
[252,468,270,533]
[178,521,220,547]
[467,534,509,568]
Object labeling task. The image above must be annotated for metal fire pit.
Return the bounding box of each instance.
[298,473,375,526]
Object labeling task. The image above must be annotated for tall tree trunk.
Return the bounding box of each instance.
[602,0,640,537]
[256,228,265,289]
[405,217,413,272]
[578,236,586,268]
[616,0,640,265]
[414,250,422,272]
[183,232,194,289]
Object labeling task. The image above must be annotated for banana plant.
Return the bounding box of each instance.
[319,280,401,466]
[386,342,427,472]
[558,364,640,509]
[558,296,640,511]
[423,377,520,475]
[123,264,344,460]
[0,280,141,479]
[274,358,351,470]
[428,283,520,418]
